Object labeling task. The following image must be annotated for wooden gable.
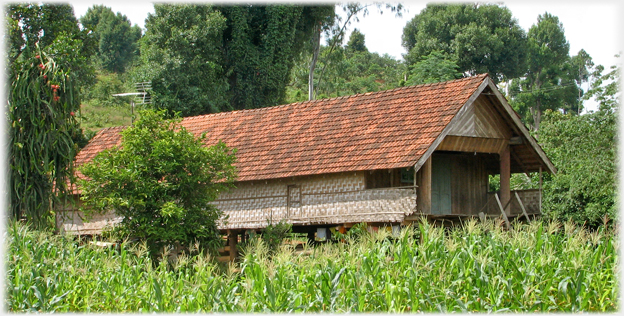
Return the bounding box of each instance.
[446,94,512,139]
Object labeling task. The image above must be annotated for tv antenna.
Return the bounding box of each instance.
[112,81,151,123]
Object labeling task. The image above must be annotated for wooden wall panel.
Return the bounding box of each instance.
[447,95,511,140]
[445,153,489,215]
[447,103,476,137]
[473,96,512,139]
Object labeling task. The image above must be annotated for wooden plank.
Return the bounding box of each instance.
[473,96,512,139]
[494,194,511,230]
[437,135,507,154]
[514,191,531,223]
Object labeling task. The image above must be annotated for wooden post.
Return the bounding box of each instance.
[514,191,531,223]
[228,230,238,262]
[494,194,511,230]
[418,156,432,214]
[500,144,511,216]
[539,166,543,213]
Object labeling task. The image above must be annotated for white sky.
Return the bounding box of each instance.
[69,0,623,111]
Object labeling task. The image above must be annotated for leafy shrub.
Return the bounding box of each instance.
[79,109,237,257]
[261,221,292,253]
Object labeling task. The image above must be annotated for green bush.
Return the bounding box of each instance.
[79,109,237,257]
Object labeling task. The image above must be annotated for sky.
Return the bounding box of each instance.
[69,0,623,111]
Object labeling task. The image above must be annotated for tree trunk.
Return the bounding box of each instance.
[308,24,321,101]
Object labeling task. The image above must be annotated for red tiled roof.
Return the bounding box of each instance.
[75,74,488,182]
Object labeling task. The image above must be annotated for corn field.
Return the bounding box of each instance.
[5,219,619,312]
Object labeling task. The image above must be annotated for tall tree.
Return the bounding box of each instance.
[136,4,333,114]
[80,5,142,73]
[135,4,230,116]
[508,13,582,131]
[401,3,527,83]
[406,50,462,85]
[217,4,334,109]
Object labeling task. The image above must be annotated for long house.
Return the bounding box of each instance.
[58,74,555,244]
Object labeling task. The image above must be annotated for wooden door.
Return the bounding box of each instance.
[431,155,452,215]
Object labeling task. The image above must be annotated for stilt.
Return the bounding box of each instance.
[228,230,238,262]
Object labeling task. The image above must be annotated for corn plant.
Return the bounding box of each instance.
[5,218,618,312]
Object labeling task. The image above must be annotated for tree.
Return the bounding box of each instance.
[309,3,402,100]
[346,28,367,53]
[401,3,527,83]
[286,40,405,102]
[8,47,82,229]
[217,4,334,109]
[135,4,333,115]
[508,13,581,131]
[7,3,96,88]
[79,110,237,256]
[135,4,230,116]
[538,60,619,227]
[80,5,142,73]
[539,110,617,227]
[406,50,462,85]
[7,4,92,229]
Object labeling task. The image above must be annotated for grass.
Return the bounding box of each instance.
[5,218,619,312]
[78,102,135,133]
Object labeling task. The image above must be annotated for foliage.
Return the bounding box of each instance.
[134,4,230,116]
[261,221,293,254]
[82,71,132,107]
[78,109,237,256]
[216,5,334,109]
[287,32,405,102]
[406,50,462,85]
[537,62,619,227]
[402,3,527,83]
[134,4,334,115]
[346,28,367,52]
[6,219,618,312]
[584,55,621,113]
[7,3,96,88]
[508,13,582,131]
[8,46,82,229]
[80,5,142,73]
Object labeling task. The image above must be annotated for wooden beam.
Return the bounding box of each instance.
[500,144,511,216]
[228,230,238,262]
[510,148,531,178]
[418,156,432,214]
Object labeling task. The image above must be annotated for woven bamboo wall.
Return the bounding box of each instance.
[215,172,416,230]
[56,210,122,235]
[57,171,417,234]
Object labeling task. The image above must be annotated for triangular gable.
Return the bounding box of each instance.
[413,76,556,175]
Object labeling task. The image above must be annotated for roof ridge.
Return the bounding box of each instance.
[181,74,489,123]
